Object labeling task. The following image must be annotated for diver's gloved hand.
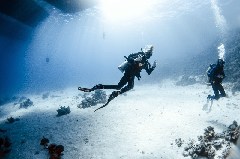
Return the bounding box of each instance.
[136,74,141,80]
[152,60,157,68]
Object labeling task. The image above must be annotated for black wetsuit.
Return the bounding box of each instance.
[210,64,226,99]
[98,52,155,94]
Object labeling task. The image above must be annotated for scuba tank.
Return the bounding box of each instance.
[206,64,216,84]
[118,61,128,73]
[118,46,151,73]
[118,53,144,73]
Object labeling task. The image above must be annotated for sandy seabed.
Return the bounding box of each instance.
[0,80,239,159]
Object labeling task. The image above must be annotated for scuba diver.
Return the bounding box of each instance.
[78,45,157,111]
[207,58,226,100]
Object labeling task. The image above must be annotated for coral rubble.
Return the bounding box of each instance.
[56,106,70,117]
[78,90,107,109]
[19,98,33,109]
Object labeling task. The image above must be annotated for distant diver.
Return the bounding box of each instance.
[78,45,157,111]
[46,57,49,63]
[206,58,226,100]
[102,31,105,39]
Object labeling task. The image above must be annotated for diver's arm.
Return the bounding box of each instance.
[145,61,156,75]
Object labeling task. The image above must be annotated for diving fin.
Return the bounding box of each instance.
[78,87,93,92]
[94,91,120,112]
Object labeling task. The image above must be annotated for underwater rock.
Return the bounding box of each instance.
[56,106,70,117]
[40,138,64,159]
[19,98,33,109]
[6,117,20,124]
[224,120,240,143]
[48,144,64,159]
[78,90,107,109]
[40,136,49,148]
[0,136,11,157]
[182,121,240,159]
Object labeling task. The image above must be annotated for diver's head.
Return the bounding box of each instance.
[143,45,154,59]
[217,58,225,67]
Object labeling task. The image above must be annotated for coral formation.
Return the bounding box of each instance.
[6,117,20,124]
[78,90,107,109]
[19,98,33,109]
[182,121,240,158]
[224,121,240,143]
[40,137,64,159]
[48,144,64,159]
[0,136,11,157]
[40,136,49,148]
[56,106,70,117]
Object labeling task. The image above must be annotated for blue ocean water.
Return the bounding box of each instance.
[0,1,240,159]
[0,0,239,98]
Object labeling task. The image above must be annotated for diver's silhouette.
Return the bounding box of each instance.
[78,45,157,111]
[207,59,226,100]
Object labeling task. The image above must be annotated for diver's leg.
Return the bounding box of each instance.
[78,84,105,92]
[79,75,128,92]
[106,76,133,100]
[211,82,220,100]
[78,87,94,92]
[94,76,135,111]
[95,75,128,90]
[218,83,226,97]
[119,76,135,94]
[95,76,129,110]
